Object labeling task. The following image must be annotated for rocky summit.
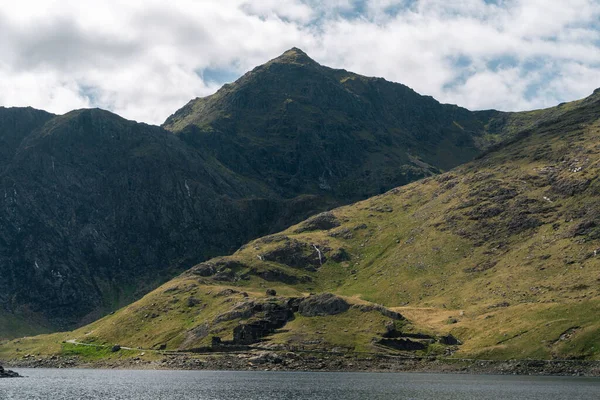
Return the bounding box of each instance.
[164,48,500,198]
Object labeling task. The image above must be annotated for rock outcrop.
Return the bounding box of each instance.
[294,212,340,233]
[0,365,21,378]
[230,301,295,345]
[298,293,350,317]
[260,239,326,271]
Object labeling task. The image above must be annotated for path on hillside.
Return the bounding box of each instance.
[65,339,155,353]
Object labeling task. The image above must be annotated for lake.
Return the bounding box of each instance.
[1,369,599,399]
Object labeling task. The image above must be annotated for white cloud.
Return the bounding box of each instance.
[0,0,598,124]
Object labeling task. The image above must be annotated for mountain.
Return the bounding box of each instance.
[164,48,501,199]
[0,108,331,336]
[0,107,55,167]
[0,48,564,338]
[6,88,598,363]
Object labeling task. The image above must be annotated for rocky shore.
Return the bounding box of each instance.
[0,365,21,378]
[6,352,600,377]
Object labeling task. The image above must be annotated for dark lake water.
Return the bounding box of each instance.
[1,369,599,399]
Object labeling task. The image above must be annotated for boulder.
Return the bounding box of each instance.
[254,268,311,284]
[0,365,21,378]
[298,293,350,317]
[439,334,462,345]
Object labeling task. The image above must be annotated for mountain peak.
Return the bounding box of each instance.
[271,47,319,66]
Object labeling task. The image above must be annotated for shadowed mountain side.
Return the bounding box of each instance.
[0,107,55,169]
[0,108,337,333]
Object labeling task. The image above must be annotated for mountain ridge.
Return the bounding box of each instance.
[162,48,509,203]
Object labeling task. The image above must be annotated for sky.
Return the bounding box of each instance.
[1,0,599,125]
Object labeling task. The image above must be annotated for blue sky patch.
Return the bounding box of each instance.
[199,67,242,85]
[78,84,100,105]
[487,55,519,72]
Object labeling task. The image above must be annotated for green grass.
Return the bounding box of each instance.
[60,343,137,360]
[269,308,390,353]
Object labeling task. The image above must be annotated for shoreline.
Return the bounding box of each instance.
[5,352,600,377]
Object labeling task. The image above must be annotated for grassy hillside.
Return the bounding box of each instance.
[3,89,598,363]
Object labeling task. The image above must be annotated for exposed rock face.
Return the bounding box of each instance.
[439,334,462,345]
[330,248,351,262]
[190,260,247,278]
[298,293,350,317]
[294,212,340,233]
[182,323,210,348]
[377,338,426,351]
[233,320,276,345]
[261,239,325,270]
[232,302,294,345]
[198,294,384,348]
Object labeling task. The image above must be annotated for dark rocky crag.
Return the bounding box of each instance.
[164,48,503,199]
[0,48,532,336]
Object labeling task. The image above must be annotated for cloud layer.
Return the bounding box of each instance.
[1,0,599,124]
